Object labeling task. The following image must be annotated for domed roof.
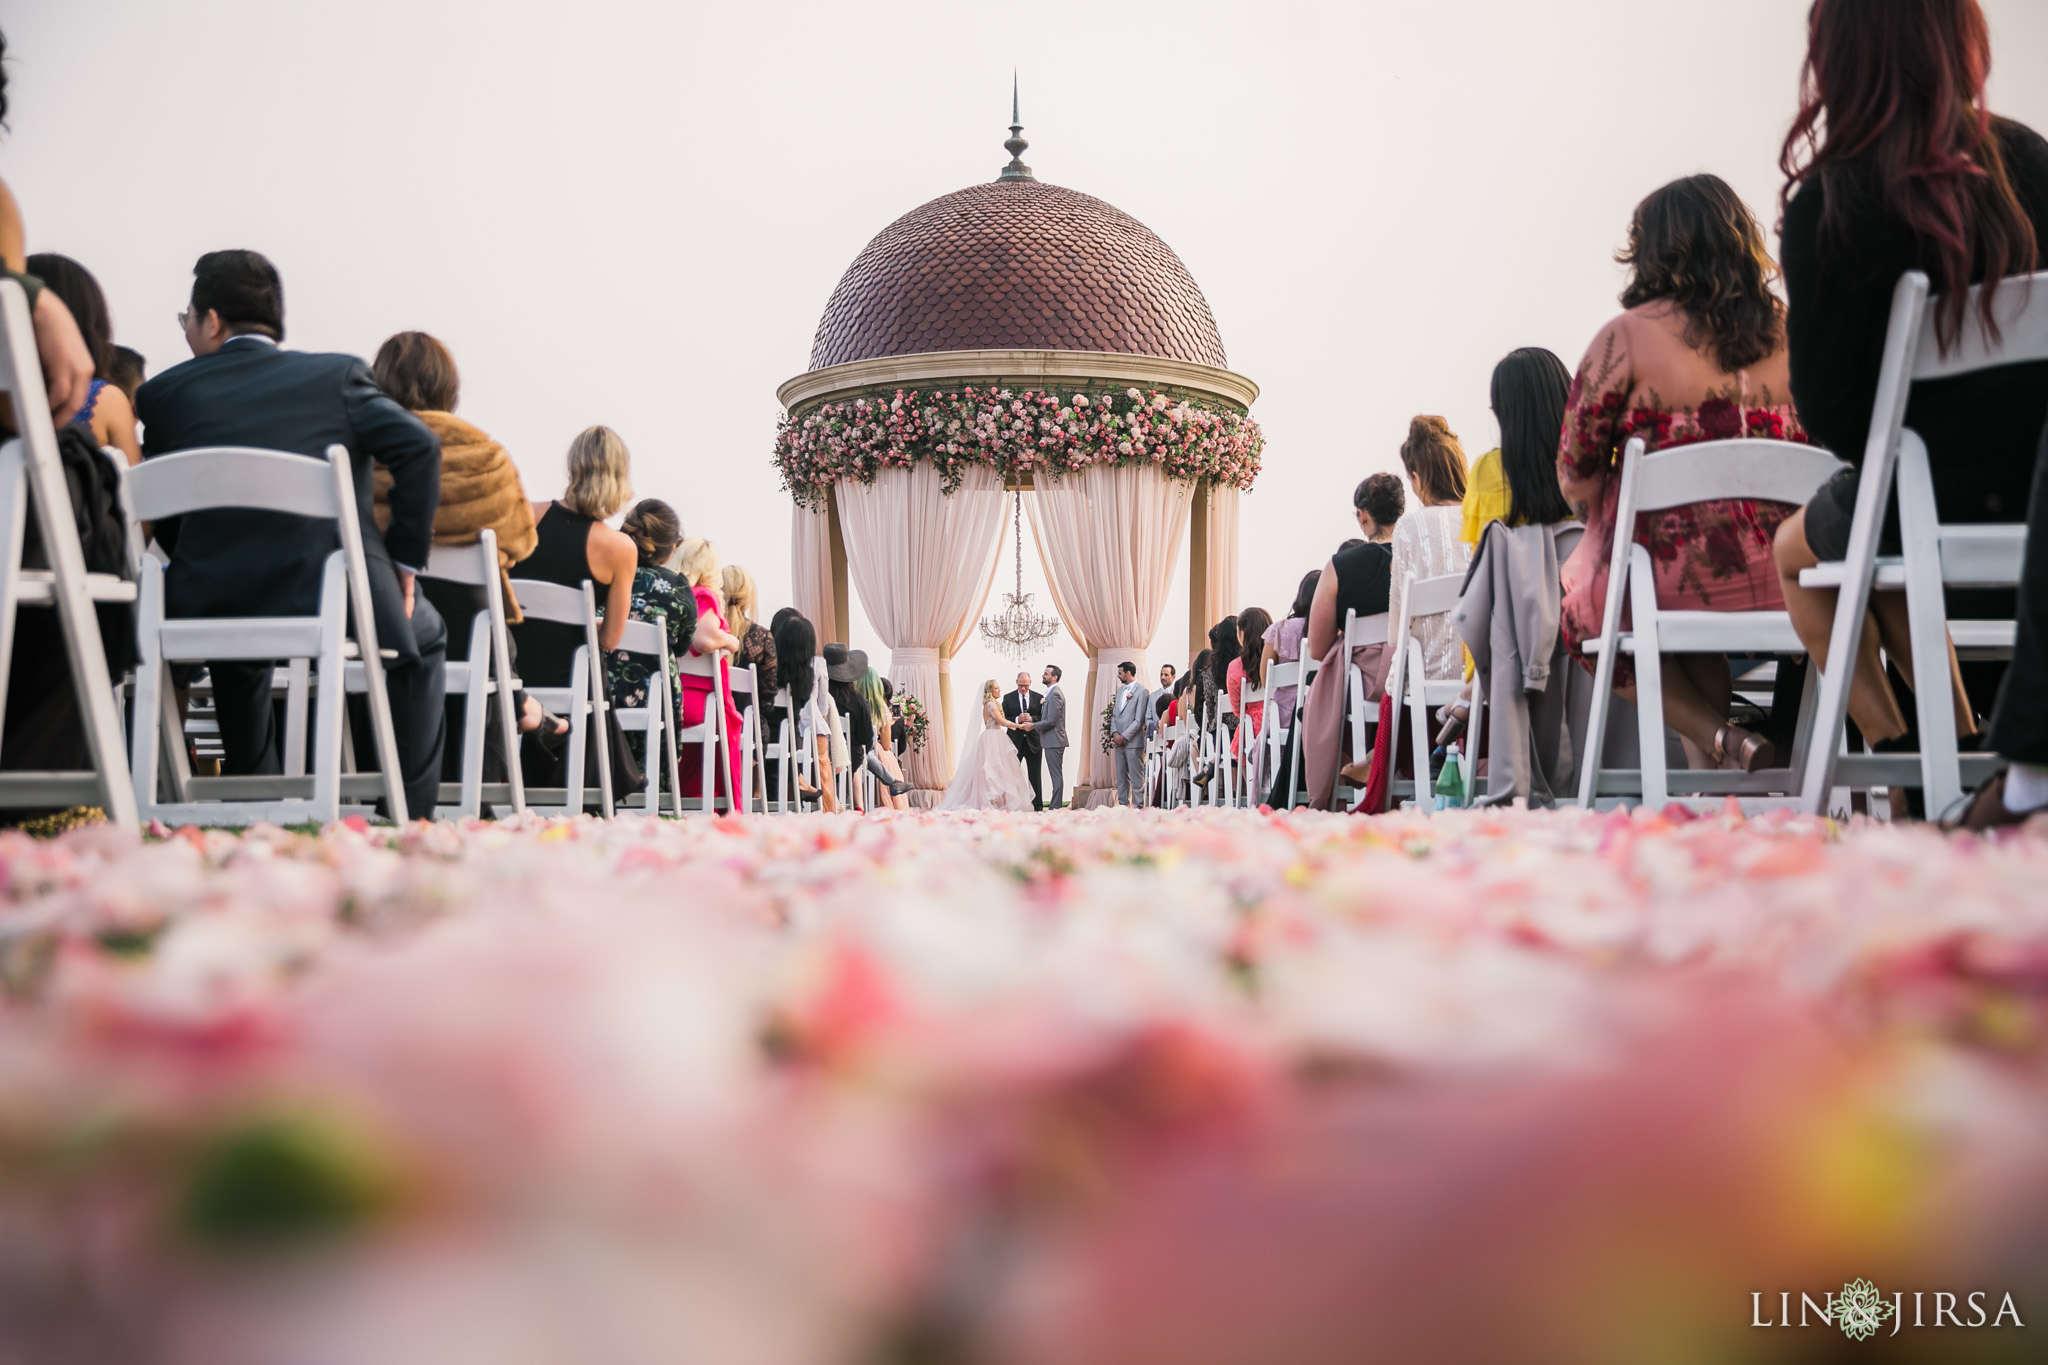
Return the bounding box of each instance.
[807,179,1228,372]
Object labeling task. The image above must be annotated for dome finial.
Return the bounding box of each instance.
[999,71,1035,182]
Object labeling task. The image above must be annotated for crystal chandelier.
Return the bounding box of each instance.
[979,492,1062,664]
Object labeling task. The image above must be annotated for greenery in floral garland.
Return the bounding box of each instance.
[775,385,1263,511]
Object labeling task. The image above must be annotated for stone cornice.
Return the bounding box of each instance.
[777,349,1259,413]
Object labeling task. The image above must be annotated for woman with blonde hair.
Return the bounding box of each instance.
[672,535,744,803]
[855,666,911,809]
[516,425,638,692]
[937,679,1038,810]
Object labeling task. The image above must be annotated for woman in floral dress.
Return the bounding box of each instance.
[609,501,700,768]
[1557,174,1809,773]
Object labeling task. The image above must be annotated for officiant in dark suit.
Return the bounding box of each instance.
[1002,670,1044,811]
[135,249,446,820]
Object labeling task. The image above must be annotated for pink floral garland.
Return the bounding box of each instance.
[775,385,1264,510]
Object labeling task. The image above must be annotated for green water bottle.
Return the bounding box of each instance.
[1434,742,1465,810]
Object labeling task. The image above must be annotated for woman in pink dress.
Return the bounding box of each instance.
[1556,174,1809,773]
[673,538,745,803]
[1229,606,1270,758]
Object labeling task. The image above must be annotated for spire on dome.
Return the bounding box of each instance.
[999,72,1035,182]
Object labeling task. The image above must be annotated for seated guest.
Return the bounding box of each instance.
[1772,0,2048,822]
[721,563,776,705]
[369,330,558,753]
[1461,444,1510,548]
[516,425,638,686]
[108,345,145,403]
[1302,473,1405,806]
[855,665,912,807]
[672,536,743,803]
[1229,605,1271,758]
[604,500,699,766]
[825,644,877,804]
[24,252,139,464]
[136,249,444,819]
[769,611,836,812]
[1557,174,1808,773]
[1452,347,1600,805]
[1389,415,1473,680]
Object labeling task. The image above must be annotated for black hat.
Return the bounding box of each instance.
[824,642,859,683]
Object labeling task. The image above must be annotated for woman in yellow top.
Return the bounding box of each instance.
[1461,446,1510,545]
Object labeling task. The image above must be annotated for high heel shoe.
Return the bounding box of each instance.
[1710,723,1775,773]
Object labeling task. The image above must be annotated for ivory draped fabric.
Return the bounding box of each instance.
[1201,482,1241,630]
[835,463,1007,797]
[790,501,837,649]
[1026,463,1194,805]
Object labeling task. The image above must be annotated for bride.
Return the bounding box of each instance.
[938,679,1040,811]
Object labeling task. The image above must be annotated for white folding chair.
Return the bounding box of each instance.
[728,662,767,813]
[1338,609,1390,807]
[1374,573,1469,813]
[1574,436,1844,811]
[0,282,140,826]
[126,445,406,825]
[668,647,731,815]
[609,617,683,817]
[506,577,613,817]
[1287,650,1323,808]
[1261,660,1304,809]
[1236,677,1265,807]
[1799,269,2047,816]
[413,532,524,819]
[1214,689,1237,807]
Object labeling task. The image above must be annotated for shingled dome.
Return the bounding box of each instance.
[807,179,1228,372]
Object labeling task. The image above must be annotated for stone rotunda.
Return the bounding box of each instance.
[777,104,1262,805]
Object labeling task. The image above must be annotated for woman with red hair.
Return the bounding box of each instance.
[1771,0,2048,819]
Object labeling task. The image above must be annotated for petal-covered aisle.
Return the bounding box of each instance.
[2,808,2045,1363]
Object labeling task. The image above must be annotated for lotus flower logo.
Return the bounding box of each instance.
[1836,1279,1895,1341]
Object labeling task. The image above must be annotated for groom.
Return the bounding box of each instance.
[1033,663,1067,808]
[1110,660,1150,807]
[1002,670,1044,811]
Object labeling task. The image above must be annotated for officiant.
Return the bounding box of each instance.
[1002,671,1044,811]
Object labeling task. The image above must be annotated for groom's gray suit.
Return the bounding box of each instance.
[1033,682,1068,808]
[1110,675,1151,806]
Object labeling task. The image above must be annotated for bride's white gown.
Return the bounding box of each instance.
[938,701,1039,811]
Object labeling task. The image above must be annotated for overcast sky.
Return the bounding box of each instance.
[8,0,2047,759]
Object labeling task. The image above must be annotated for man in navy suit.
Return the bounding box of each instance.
[136,250,445,819]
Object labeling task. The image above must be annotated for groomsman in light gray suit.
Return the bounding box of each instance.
[1034,663,1068,808]
[1109,660,1150,807]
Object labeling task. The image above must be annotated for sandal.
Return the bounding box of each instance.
[1710,723,1775,773]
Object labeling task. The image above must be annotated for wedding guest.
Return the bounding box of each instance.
[24,253,139,464]
[369,330,558,755]
[137,249,444,819]
[856,665,912,807]
[721,563,776,707]
[673,536,743,803]
[1461,445,1511,547]
[1299,473,1405,806]
[1230,605,1271,758]
[769,611,835,812]
[517,425,637,687]
[0,34,95,430]
[1770,0,2048,823]
[1557,174,1808,773]
[1109,661,1149,806]
[1308,473,1403,659]
[107,345,145,403]
[604,500,699,766]
[1388,416,1473,679]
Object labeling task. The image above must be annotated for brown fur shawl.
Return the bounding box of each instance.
[373,410,536,620]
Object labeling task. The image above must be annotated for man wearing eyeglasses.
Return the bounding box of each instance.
[136,249,445,821]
